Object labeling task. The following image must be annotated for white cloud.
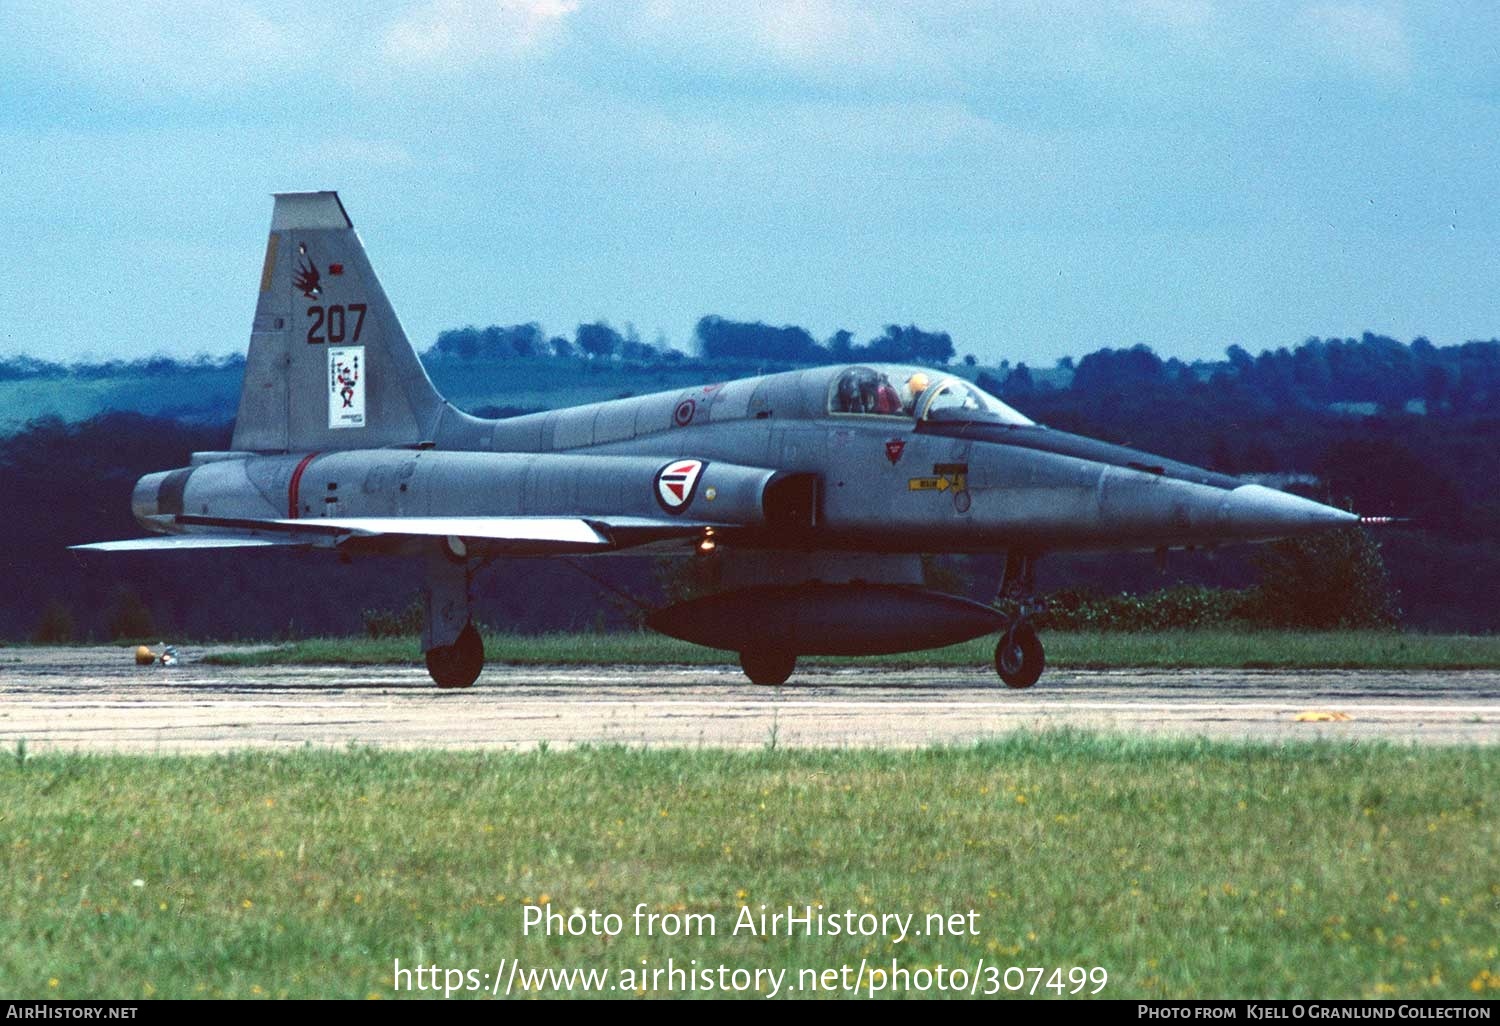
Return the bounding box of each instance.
[3,0,580,95]
[601,1,1261,101]
[622,0,938,79]
[381,0,579,67]
[1296,3,1411,77]
[741,1,918,68]
[9,1,301,97]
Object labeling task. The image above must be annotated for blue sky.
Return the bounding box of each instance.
[2,1,1497,366]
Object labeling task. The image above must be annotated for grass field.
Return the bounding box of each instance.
[0,357,725,432]
[2,736,1497,1000]
[199,629,1500,671]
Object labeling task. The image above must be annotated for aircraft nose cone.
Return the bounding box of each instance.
[1219,484,1358,540]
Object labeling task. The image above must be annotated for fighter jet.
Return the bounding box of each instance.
[75,192,1357,689]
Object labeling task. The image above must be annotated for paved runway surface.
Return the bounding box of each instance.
[2,647,1498,752]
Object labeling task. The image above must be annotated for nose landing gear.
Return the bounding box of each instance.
[993,549,1046,689]
[995,619,1045,689]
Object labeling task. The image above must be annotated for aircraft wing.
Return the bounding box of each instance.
[268,516,614,545]
[70,535,305,552]
[75,513,727,556]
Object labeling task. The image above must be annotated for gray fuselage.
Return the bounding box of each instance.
[135,362,1354,555]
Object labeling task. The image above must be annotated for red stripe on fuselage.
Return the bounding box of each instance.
[287,452,319,518]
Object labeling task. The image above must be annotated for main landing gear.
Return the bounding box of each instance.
[740,649,796,686]
[994,550,1046,689]
[427,621,485,688]
[423,542,485,688]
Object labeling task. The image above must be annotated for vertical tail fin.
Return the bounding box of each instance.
[232,191,465,452]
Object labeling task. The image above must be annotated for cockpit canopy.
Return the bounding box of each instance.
[828,365,1034,426]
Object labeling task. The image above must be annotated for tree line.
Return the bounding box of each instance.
[0,352,245,382]
[9,322,1499,420]
[982,333,1500,415]
[422,316,957,366]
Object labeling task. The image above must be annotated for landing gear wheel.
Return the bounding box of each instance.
[995,622,1045,689]
[739,649,796,686]
[426,622,485,688]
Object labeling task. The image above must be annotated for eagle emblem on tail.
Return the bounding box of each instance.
[293,259,321,299]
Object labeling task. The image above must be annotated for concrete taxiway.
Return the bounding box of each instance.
[1,647,1497,753]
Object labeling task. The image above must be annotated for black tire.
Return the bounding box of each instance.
[426,622,485,688]
[994,622,1045,689]
[739,649,796,686]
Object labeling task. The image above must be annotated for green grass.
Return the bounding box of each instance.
[0,357,719,432]
[1,737,1496,999]
[0,367,245,430]
[200,630,1500,670]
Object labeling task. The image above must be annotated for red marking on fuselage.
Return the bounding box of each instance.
[288,452,319,518]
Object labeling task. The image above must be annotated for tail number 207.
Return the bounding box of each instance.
[306,303,367,345]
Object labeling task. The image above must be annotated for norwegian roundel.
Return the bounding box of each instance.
[655,459,706,513]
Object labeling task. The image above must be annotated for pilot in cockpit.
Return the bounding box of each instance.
[835,367,905,415]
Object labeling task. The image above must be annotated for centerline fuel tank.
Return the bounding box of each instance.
[647,583,1005,656]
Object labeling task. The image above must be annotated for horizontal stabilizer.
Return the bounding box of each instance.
[71,535,304,552]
